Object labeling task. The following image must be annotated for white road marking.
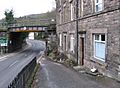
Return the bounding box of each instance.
[0,54,15,60]
[0,58,8,62]
[0,42,32,62]
[9,60,19,68]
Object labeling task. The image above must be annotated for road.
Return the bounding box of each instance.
[34,58,120,88]
[0,39,45,88]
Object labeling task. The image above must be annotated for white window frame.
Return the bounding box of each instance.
[63,1,67,8]
[70,34,74,52]
[63,2,66,22]
[59,11,62,24]
[95,0,103,12]
[94,34,106,61]
[59,33,62,47]
[70,1,74,21]
[81,0,84,16]
[69,0,73,2]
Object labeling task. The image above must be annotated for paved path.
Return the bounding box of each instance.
[33,58,120,88]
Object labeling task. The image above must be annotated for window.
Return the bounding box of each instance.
[59,33,62,47]
[64,34,67,51]
[70,34,74,52]
[70,1,74,21]
[63,1,67,7]
[81,0,84,16]
[95,0,103,12]
[63,2,66,22]
[59,11,62,24]
[94,34,106,61]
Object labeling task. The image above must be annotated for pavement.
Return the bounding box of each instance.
[32,57,120,88]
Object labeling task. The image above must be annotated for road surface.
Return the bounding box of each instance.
[0,39,45,88]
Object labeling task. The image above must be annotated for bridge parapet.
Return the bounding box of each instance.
[9,26,48,32]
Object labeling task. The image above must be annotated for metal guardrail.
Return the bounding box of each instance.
[8,57,37,88]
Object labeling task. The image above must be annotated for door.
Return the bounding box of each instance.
[80,37,84,65]
[64,35,66,51]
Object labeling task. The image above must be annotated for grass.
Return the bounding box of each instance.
[26,63,40,88]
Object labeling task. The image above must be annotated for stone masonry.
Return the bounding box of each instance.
[56,0,120,80]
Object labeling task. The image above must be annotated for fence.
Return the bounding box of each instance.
[8,57,37,88]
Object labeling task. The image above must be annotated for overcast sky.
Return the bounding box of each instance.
[0,0,56,19]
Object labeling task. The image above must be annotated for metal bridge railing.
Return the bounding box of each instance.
[8,57,37,88]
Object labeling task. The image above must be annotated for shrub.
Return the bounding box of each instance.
[64,59,77,67]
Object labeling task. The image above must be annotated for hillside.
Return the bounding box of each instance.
[0,10,56,28]
[16,10,56,26]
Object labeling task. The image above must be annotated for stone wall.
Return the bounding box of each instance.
[56,0,120,80]
[57,21,76,60]
[79,9,120,79]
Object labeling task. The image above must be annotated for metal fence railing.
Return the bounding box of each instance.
[8,57,37,88]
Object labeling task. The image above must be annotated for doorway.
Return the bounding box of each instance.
[80,37,84,65]
[64,35,66,51]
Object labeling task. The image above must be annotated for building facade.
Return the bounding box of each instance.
[56,0,120,80]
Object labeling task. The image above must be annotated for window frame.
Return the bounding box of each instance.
[70,34,74,52]
[80,0,84,17]
[59,33,62,47]
[95,0,104,12]
[93,34,106,61]
[70,1,74,21]
[63,1,67,22]
[59,11,62,24]
[64,33,67,51]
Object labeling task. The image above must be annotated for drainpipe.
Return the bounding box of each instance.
[76,0,79,65]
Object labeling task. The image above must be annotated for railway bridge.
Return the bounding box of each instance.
[0,24,56,53]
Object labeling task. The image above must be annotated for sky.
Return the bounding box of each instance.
[0,0,56,19]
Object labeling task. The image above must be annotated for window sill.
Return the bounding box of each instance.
[90,57,107,66]
[78,7,119,21]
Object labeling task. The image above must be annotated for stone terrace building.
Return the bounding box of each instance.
[56,0,120,80]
